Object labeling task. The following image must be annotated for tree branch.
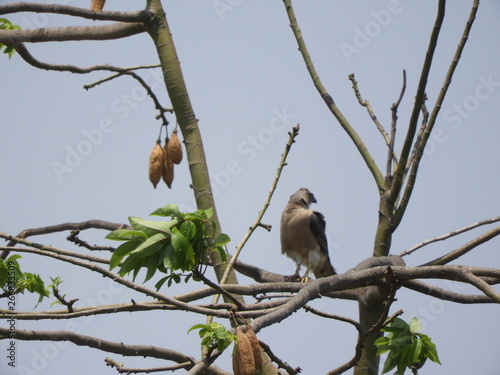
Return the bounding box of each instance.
[281,0,384,190]
[0,326,195,366]
[399,217,500,257]
[389,0,446,203]
[0,3,152,23]
[420,225,500,266]
[0,22,145,44]
[392,0,479,228]
[404,280,495,304]
[386,70,406,176]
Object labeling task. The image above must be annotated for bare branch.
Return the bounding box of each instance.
[349,73,389,146]
[259,340,300,375]
[0,3,151,23]
[404,280,495,304]
[0,22,145,44]
[0,326,194,363]
[105,357,195,374]
[399,217,500,257]
[389,0,446,203]
[386,70,406,176]
[214,125,300,294]
[420,226,500,266]
[282,0,384,190]
[392,0,479,228]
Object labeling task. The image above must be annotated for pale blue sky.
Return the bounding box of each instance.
[1,1,499,374]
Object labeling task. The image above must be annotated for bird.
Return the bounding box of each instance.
[280,188,336,281]
[90,0,106,11]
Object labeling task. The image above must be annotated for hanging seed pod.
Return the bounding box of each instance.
[90,0,106,11]
[244,324,263,371]
[232,326,256,375]
[148,141,164,189]
[162,140,174,188]
[168,129,183,165]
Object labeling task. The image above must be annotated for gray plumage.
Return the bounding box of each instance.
[280,188,336,280]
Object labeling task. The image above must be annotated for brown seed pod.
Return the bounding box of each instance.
[167,129,183,165]
[244,324,263,371]
[148,141,164,189]
[162,141,174,189]
[90,0,106,11]
[233,326,255,375]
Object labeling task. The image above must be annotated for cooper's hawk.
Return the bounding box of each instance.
[280,188,336,281]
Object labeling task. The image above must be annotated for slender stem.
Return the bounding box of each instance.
[282,0,384,191]
[389,0,446,203]
[393,0,479,228]
[399,216,500,257]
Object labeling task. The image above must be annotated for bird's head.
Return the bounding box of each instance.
[289,188,317,207]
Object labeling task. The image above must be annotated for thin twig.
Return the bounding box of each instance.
[419,225,500,266]
[192,270,243,309]
[349,73,389,145]
[387,70,406,176]
[399,217,500,257]
[105,357,194,374]
[282,0,384,190]
[207,125,301,316]
[66,230,115,252]
[392,0,480,229]
[259,340,301,375]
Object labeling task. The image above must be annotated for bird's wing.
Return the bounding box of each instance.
[310,211,336,277]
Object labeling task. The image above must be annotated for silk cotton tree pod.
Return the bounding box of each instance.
[167,129,183,165]
[232,326,256,375]
[148,141,164,189]
[162,141,174,188]
[244,324,263,371]
[90,0,106,11]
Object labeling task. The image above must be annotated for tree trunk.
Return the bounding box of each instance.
[144,0,240,290]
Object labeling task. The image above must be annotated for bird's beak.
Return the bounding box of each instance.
[311,195,317,204]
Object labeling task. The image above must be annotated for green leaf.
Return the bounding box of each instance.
[381,347,400,374]
[214,233,230,246]
[188,323,210,334]
[155,276,169,291]
[409,317,421,334]
[144,255,158,283]
[422,339,441,364]
[408,339,423,367]
[118,254,144,277]
[180,220,197,241]
[171,228,194,270]
[150,204,183,218]
[383,318,411,333]
[109,240,141,270]
[106,229,148,241]
[130,232,168,257]
[128,216,178,236]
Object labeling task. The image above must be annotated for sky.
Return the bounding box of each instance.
[1,0,499,374]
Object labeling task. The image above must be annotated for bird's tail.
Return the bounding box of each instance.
[314,257,336,278]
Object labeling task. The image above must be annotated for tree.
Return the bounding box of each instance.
[1,1,499,374]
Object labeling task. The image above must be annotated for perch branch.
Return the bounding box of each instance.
[105,357,196,374]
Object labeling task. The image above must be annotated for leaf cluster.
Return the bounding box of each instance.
[0,254,49,306]
[106,204,230,289]
[0,18,20,58]
[375,317,441,374]
[188,322,237,352]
